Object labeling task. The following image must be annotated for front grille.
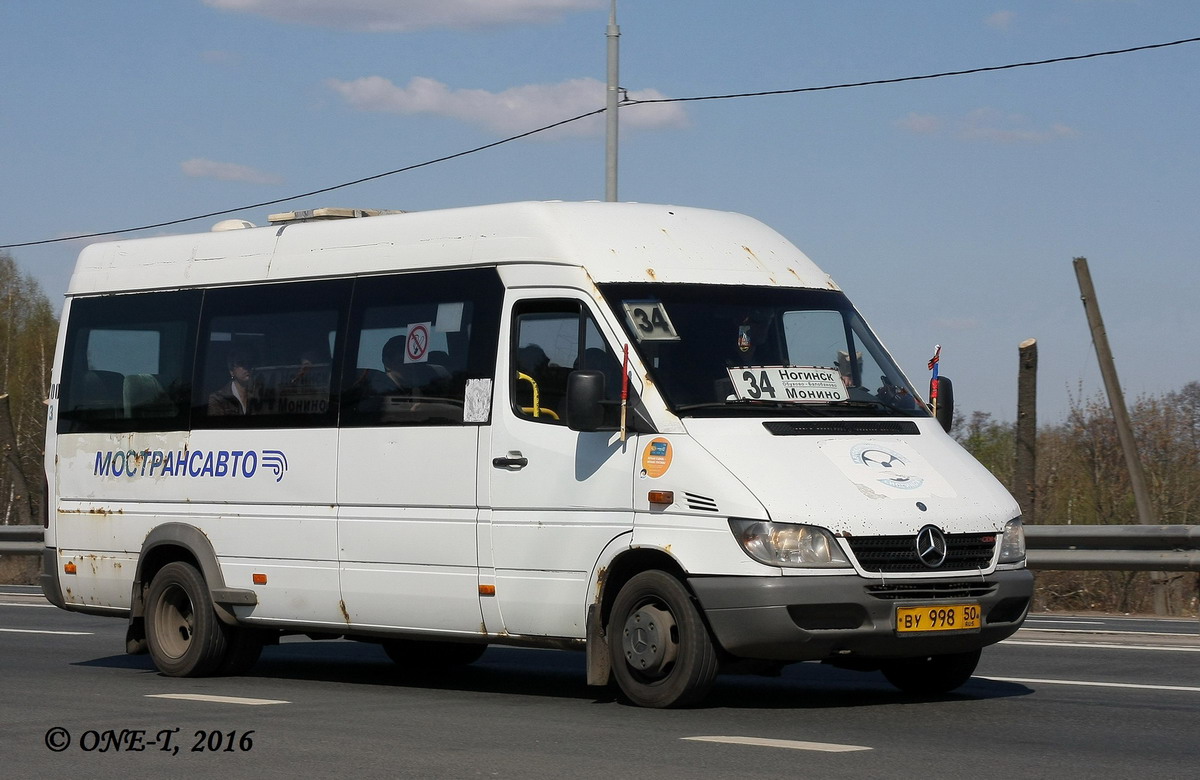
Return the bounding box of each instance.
[866,581,998,601]
[846,532,996,573]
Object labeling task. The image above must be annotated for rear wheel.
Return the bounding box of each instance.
[881,649,981,695]
[382,639,487,667]
[144,561,229,677]
[608,570,718,708]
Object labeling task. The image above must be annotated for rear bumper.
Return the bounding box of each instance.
[39,548,67,610]
[689,568,1033,662]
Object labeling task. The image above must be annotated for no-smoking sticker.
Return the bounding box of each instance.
[404,322,432,363]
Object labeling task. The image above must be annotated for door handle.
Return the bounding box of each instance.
[492,451,528,469]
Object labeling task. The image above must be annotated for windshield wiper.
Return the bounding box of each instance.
[673,401,826,416]
[825,399,907,415]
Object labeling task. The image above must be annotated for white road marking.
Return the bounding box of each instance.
[1019,627,1198,638]
[0,601,56,608]
[1023,619,1107,625]
[0,627,92,635]
[982,676,1200,693]
[1006,640,1200,652]
[146,694,290,705]
[682,736,871,752]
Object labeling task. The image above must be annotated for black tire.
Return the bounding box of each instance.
[144,561,230,677]
[382,639,487,667]
[881,648,981,695]
[608,570,718,708]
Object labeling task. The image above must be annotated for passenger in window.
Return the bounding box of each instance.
[208,349,261,415]
[374,334,449,395]
[288,348,331,393]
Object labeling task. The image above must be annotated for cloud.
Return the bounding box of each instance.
[895,112,942,136]
[986,11,1016,31]
[896,108,1079,144]
[181,158,283,185]
[325,75,688,138]
[959,108,1080,143]
[203,0,605,32]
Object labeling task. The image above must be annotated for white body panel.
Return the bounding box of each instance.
[336,426,482,632]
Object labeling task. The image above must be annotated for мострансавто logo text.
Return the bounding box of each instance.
[93,449,289,483]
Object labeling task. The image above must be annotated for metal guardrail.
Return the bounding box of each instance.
[0,525,44,556]
[1025,524,1200,572]
[3,524,1199,571]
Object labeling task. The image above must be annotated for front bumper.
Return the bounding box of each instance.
[689,569,1033,662]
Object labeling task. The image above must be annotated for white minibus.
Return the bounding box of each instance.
[41,201,1031,707]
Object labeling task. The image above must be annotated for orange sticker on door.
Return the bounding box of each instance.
[641,437,673,478]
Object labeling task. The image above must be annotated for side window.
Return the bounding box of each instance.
[58,290,201,433]
[194,280,351,428]
[511,300,624,426]
[340,268,503,427]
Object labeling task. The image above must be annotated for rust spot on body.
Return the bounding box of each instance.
[338,599,351,624]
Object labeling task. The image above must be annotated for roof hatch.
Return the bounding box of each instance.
[267,207,405,225]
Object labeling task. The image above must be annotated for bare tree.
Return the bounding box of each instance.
[0,252,58,528]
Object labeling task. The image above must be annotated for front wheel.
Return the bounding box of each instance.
[144,561,230,677]
[880,648,981,695]
[608,571,718,708]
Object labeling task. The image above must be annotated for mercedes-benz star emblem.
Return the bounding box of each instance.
[915,525,948,568]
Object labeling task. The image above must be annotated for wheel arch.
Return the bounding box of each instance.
[130,523,256,629]
[585,542,691,686]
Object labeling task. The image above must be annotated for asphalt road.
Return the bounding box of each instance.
[2,585,1197,779]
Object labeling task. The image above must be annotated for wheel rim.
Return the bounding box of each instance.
[153,582,195,660]
[621,601,678,678]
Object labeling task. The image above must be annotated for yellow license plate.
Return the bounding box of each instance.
[896,604,981,634]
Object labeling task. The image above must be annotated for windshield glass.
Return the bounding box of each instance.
[599,283,928,418]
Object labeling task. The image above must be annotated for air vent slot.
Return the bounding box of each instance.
[683,493,719,512]
[763,420,920,436]
[865,581,999,600]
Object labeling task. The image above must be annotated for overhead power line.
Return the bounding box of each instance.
[3,35,1197,250]
[623,35,1200,105]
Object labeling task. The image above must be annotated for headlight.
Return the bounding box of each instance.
[729,519,851,568]
[998,518,1025,563]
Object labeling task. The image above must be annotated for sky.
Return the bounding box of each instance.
[2,1,1198,425]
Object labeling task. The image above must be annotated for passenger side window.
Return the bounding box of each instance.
[57,290,201,433]
[511,300,624,426]
[193,280,350,428]
[340,268,503,427]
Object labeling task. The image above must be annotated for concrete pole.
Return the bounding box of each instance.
[605,0,620,202]
[1016,339,1038,525]
[1073,257,1167,614]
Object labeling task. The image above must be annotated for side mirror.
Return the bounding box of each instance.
[931,375,954,433]
[566,370,605,432]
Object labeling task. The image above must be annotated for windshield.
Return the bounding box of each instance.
[599,283,928,418]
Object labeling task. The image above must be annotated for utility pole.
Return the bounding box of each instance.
[1073,257,1167,614]
[605,0,620,202]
